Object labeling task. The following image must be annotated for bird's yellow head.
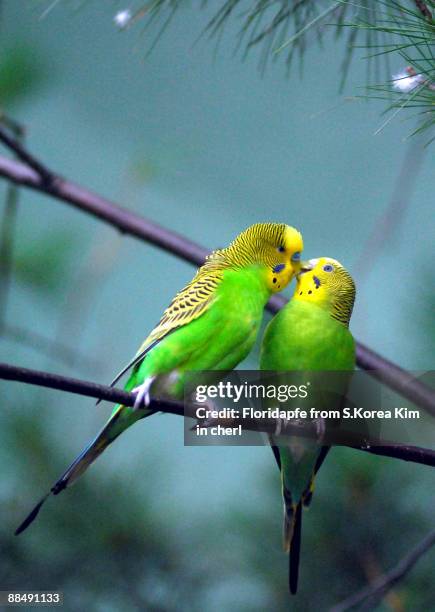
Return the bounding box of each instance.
[209,223,304,293]
[294,257,356,326]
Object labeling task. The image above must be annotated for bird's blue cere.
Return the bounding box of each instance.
[291,252,301,262]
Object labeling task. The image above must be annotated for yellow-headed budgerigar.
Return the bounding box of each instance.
[16,223,304,534]
[260,257,356,594]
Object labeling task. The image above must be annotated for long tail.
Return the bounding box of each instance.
[283,487,303,595]
[289,503,302,595]
[15,404,141,535]
[279,446,330,595]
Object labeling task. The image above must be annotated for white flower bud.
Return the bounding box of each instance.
[392,67,425,93]
[114,9,132,30]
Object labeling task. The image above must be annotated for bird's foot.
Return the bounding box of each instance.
[314,416,326,443]
[274,417,303,436]
[190,416,220,431]
[132,376,156,411]
[274,418,282,436]
[190,398,218,431]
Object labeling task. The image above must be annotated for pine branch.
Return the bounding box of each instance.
[127,1,386,82]
[0,143,434,416]
[331,528,435,611]
[346,0,435,139]
[1,361,434,467]
[109,2,434,139]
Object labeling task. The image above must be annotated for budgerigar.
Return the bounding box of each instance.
[260,257,356,594]
[16,223,304,534]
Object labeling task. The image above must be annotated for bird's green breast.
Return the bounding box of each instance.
[261,300,355,501]
[134,264,271,397]
[260,299,355,371]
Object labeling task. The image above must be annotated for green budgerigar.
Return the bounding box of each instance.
[16,222,304,534]
[260,257,356,594]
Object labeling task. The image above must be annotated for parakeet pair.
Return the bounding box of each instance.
[260,257,356,594]
[16,222,304,533]
[15,226,356,601]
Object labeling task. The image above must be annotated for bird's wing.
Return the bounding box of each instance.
[268,434,282,470]
[106,270,223,389]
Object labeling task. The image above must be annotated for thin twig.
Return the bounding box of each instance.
[1,323,102,373]
[52,233,120,371]
[0,177,19,327]
[0,361,434,467]
[0,117,23,328]
[331,529,435,611]
[0,154,434,416]
[0,120,97,372]
[0,126,55,186]
[0,114,25,139]
[354,134,427,285]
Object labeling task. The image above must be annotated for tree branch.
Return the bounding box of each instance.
[0,126,55,186]
[331,528,435,611]
[0,151,434,417]
[0,154,208,265]
[352,343,435,419]
[1,361,434,468]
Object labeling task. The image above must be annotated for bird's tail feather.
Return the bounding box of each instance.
[283,487,302,595]
[289,503,302,595]
[15,404,134,535]
[281,448,330,594]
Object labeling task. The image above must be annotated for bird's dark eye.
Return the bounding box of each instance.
[277,246,285,253]
[323,264,334,273]
[291,252,301,262]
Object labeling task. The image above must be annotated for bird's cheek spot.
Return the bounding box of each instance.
[273,263,285,273]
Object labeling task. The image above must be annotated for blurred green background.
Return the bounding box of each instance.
[0,1,434,610]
